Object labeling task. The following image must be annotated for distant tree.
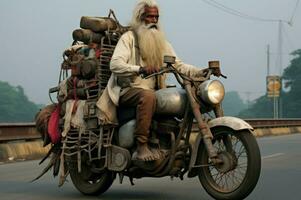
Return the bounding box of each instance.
[281,49,301,117]
[223,91,247,116]
[0,81,40,122]
[238,96,273,118]
[238,48,301,118]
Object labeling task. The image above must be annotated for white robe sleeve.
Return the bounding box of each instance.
[110,32,141,76]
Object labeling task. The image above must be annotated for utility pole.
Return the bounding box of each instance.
[267,44,270,76]
[266,44,278,118]
[277,20,283,118]
[277,20,283,76]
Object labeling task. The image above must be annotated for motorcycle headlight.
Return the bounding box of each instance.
[197,80,225,105]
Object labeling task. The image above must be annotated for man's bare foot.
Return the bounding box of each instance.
[150,148,164,159]
[132,143,160,161]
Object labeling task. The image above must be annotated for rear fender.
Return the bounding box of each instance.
[187,116,253,177]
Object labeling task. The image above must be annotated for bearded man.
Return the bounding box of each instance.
[98,0,207,161]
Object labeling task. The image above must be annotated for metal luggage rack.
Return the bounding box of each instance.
[61,28,122,171]
[62,124,115,171]
[97,33,120,96]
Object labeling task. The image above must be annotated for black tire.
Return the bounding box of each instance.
[68,160,115,196]
[198,127,261,200]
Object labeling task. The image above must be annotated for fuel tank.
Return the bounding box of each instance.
[155,88,187,117]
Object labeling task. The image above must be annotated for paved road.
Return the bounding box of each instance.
[1,134,301,200]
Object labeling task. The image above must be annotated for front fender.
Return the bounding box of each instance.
[208,116,254,131]
[187,116,253,177]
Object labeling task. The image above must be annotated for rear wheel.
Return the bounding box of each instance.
[198,128,261,200]
[68,157,115,195]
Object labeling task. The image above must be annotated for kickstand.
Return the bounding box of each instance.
[118,173,124,184]
[129,176,135,186]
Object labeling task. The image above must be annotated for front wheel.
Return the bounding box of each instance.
[198,128,261,200]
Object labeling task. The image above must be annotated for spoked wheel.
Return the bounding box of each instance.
[68,156,115,196]
[198,128,261,200]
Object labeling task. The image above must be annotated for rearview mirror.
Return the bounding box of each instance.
[208,60,220,69]
[164,55,176,65]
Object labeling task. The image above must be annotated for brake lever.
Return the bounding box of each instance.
[221,74,227,79]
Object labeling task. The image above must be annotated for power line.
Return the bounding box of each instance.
[201,0,299,75]
[288,0,300,25]
[201,0,289,23]
[282,25,295,50]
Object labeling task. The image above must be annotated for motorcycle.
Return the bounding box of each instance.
[39,55,260,200]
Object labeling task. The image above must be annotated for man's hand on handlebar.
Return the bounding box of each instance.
[212,67,222,77]
[195,67,226,80]
[210,67,227,78]
[195,68,209,78]
[139,66,160,76]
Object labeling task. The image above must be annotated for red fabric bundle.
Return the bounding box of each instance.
[47,105,61,144]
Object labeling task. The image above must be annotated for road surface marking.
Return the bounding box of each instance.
[262,153,284,160]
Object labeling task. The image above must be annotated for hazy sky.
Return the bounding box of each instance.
[0,0,300,104]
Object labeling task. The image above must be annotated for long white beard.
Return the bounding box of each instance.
[136,23,166,68]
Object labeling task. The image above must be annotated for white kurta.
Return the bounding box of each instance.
[97,31,204,124]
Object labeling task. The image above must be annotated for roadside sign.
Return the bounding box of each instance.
[266,75,281,97]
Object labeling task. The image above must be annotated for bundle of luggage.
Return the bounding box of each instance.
[36,10,129,146]
[61,10,129,100]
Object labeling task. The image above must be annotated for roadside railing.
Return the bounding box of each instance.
[1,119,301,142]
[245,119,301,128]
[0,122,38,142]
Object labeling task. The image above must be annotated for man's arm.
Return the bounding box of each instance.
[110,32,141,76]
